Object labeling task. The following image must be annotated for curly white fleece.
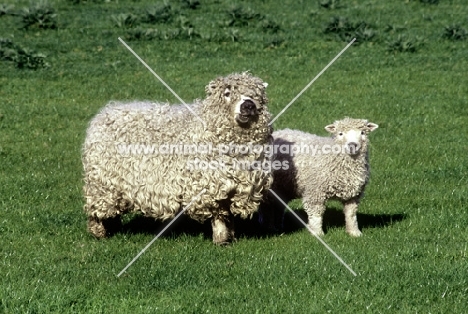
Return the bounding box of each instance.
[83,72,273,225]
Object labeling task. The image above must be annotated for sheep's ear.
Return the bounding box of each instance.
[324,124,336,133]
[367,122,378,132]
[263,82,268,88]
[206,79,220,96]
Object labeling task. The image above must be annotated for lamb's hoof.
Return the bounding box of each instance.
[87,217,107,239]
[347,229,362,237]
[307,225,324,236]
[312,230,325,237]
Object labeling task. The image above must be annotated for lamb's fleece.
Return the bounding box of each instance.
[83,72,273,244]
[260,118,378,237]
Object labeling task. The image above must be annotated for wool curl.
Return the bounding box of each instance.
[259,117,378,237]
[83,72,273,231]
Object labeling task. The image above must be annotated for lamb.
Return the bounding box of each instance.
[82,72,273,245]
[259,117,378,237]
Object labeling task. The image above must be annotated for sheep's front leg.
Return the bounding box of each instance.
[211,214,235,245]
[87,216,107,238]
[304,203,326,236]
[343,198,362,237]
[84,189,123,238]
[87,216,122,238]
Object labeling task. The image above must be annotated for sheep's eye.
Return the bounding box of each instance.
[338,132,343,136]
[361,131,366,135]
[224,86,231,98]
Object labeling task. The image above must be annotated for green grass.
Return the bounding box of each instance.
[1,0,468,312]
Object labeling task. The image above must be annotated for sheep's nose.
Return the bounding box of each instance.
[347,142,360,154]
[240,100,257,116]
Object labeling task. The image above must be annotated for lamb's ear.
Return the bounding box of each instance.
[263,82,268,88]
[324,124,336,133]
[367,122,379,132]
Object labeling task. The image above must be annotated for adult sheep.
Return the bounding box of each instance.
[83,72,272,245]
[259,117,378,237]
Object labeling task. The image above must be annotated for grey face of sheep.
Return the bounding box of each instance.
[325,120,378,155]
[234,94,261,124]
[206,75,268,126]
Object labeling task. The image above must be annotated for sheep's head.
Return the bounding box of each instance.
[204,72,269,127]
[325,118,378,155]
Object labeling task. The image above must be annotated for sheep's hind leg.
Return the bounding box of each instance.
[304,203,326,236]
[343,198,362,237]
[211,214,235,245]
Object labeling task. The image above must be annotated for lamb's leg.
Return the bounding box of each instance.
[343,198,362,237]
[304,203,326,236]
[211,214,235,245]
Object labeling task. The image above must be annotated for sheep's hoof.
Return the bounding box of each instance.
[212,229,236,246]
[347,229,362,237]
[88,216,123,238]
[213,239,233,246]
[87,217,107,239]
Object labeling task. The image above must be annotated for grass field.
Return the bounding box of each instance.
[1,0,468,312]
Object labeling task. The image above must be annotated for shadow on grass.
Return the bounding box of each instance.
[323,209,406,234]
[121,214,212,239]
[281,208,406,234]
[120,213,278,240]
[117,207,406,240]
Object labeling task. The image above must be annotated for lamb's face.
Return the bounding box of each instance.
[325,118,378,155]
[205,73,269,127]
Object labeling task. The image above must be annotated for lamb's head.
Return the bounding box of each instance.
[325,117,378,155]
[204,72,269,127]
